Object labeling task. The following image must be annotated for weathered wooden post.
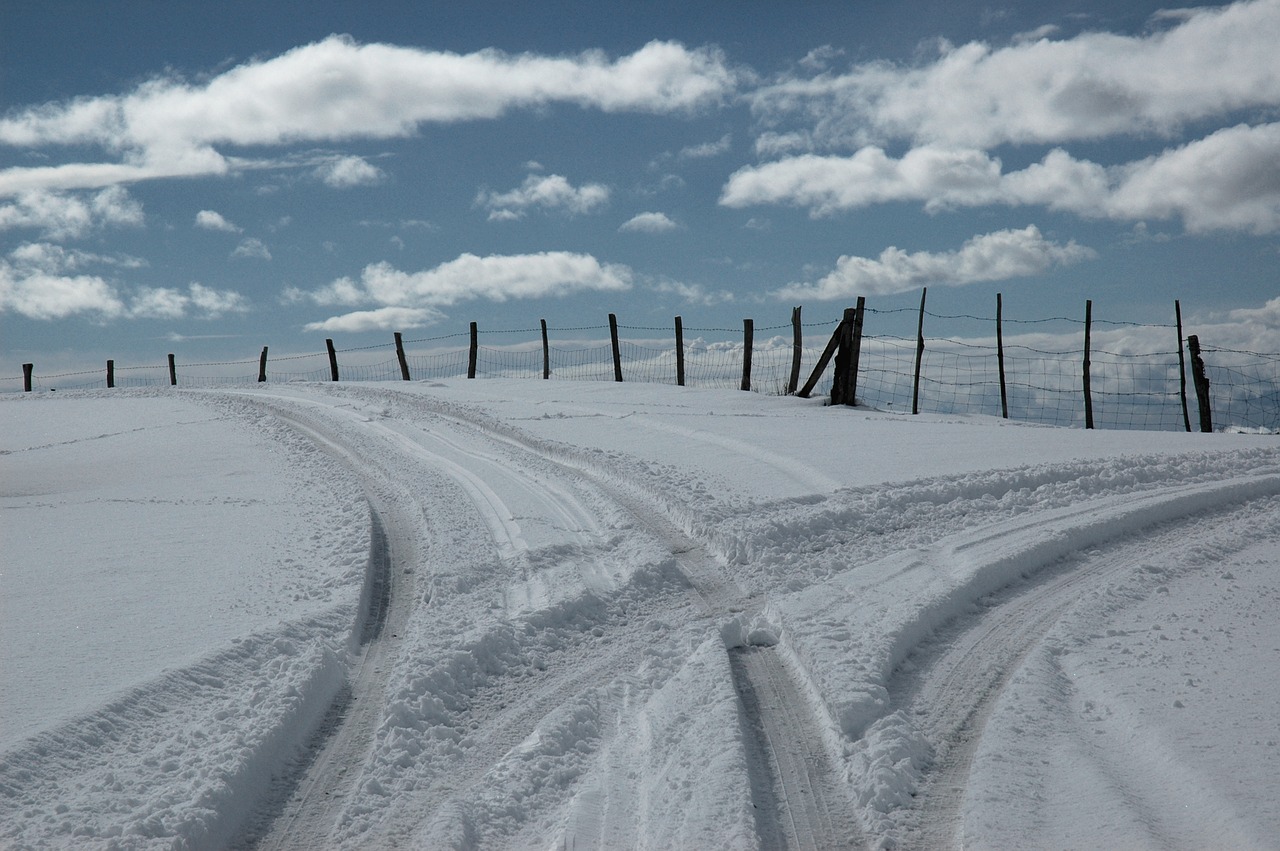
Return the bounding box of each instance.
[326,338,339,382]
[394,332,411,381]
[996,293,1008,419]
[468,322,478,379]
[1176,301,1191,432]
[788,306,802,395]
[106,359,115,388]
[23,363,33,392]
[832,304,860,406]
[1187,334,1213,433]
[258,346,268,382]
[741,318,754,392]
[675,316,685,387]
[609,313,623,382]
[798,315,846,399]
[1082,300,1094,429]
[912,288,927,415]
[541,319,550,379]
[168,353,177,386]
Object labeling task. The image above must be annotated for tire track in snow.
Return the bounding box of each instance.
[309,387,863,849]
[891,478,1280,849]
[230,405,421,851]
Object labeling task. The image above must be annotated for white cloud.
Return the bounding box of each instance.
[751,0,1280,149]
[0,264,123,319]
[304,306,443,333]
[315,155,384,188]
[231,237,272,261]
[195,209,240,232]
[649,278,734,305]
[678,133,732,160]
[0,186,142,240]
[619,211,679,233]
[0,37,737,194]
[477,173,610,220]
[133,283,243,319]
[298,250,633,331]
[0,242,244,321]
[775,225,1095,299]
[724,121,1280,234]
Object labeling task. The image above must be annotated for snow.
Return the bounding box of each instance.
[2,380,1277,849]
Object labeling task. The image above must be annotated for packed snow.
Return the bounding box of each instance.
[2,380,1277,850]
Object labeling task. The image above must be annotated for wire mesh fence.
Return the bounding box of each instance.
[6,302,1279,433]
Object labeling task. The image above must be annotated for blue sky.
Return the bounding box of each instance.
[2,0,1279,369]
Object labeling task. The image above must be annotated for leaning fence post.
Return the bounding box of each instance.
[168,353,177,386]
[996,293,1008,419]
[799,315,846,398]
[468,322,478,379]
[395,332,411,381]
[541,319,550,379]
[1175,301,1191,432]
[23,363,33,392]
[675,316,685,387]
[1187,334,1213,432]
[912,288,927,415]
[788,306,802,394]
[107,359,115,388]
[1082,300,1094,429]
[741,318,754,392]
[326,339,339,381]
[609,313,623,382]
[258,346,268,382]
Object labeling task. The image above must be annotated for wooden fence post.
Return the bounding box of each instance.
[541,319,550,379]
[1176,300,1191,432]
[675,316,685,387]
[996,293,1008,419]
[168,353,177,386]
[326,338,339,382]
[912,288,927,415]
[609,313,623,382]
[1082,300,1094,429]
[741,318,754,392]
[798,315,845,398]
[23,363,33,392]
[1187,334,1213,432]
[395,332,411,381]
[258,346,268,383]
[468,322,478,379]
[832,302,864,406]
[106,359,115,388]
[788,306,802,395]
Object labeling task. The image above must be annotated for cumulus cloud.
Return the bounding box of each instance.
[128,283,247,319]
[0,243,244,321]
[724,121,1280,233]
[231,237,272,260]
[296,251,633,331]
[678,133,732,159]
[619,211,679,233]
[0,186,143,240]
[775,226,1095,299]
[315,155,384,188]
[477,174,610,220]
[0,37,737,194]
[195,209,240,232]
[751,0,1280,149]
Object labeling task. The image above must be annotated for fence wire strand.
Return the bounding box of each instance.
[6,311,1278,432]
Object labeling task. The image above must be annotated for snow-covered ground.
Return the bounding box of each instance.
[2,380,1277,849]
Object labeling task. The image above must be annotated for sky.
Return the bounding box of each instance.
[2,0,1279,370]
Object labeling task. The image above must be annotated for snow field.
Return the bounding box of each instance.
[3,380,1278,849]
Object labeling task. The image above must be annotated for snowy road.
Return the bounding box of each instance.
[3,381,1278,849]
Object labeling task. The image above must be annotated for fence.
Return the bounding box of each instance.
[7,295,1280,433]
